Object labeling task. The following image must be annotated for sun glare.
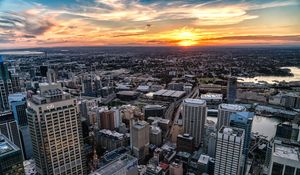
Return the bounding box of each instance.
[175,30,198,47]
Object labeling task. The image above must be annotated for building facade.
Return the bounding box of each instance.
[130,120,150,161]
[182,98,207,147]
[0,56,13,112]
[216,103,246,131]
[26,83,86,175]
[226,76,237,104]
[214,127,244,175]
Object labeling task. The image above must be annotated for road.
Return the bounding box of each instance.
[164,86,199,141]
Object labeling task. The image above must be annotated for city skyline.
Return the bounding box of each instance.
[0,0,300,49]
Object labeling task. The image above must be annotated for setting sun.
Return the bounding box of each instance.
[178,40,197,46]
[173,30,199,46]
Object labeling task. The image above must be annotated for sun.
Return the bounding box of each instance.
[178,40,197,47]
[175,31,198,46]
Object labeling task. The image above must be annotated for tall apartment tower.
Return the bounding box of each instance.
[26,83,86,175]
[182,98,207,147]
[0,55,13,112]
[214,126,244,175]
[46,69,57,83]
[130,119,150,161]
[230,112,254,158]
[216,103,246,131]
[227,76,237,103]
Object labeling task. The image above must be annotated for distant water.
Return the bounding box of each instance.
[207,115,282,140]
[0,51,44,55]
[239,67,300,83]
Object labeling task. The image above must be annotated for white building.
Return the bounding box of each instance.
[182,98,207,147]
[214,127,244,175]
[26,83,85,175]
[216,103,246,130]
[268,141,300,175]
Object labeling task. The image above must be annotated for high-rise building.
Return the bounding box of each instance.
[143,105,165,120]
[26,83,86,175]
[8,69,21,93]
[182,98,207,147]
[207,132,217,158]
[150,125,162,146]
[8,93,27,126]
[214,126,244,175]
[8,93,33,160]
[0,134,24,175]
[0,55,13,112]
[169,161,183,175]
[98,110,115,130]
[130,120,150,161]
[82,76,94,96]
[216,103,246,130]
[0,111,23,158]
[227,76,237,103]
[46,68,57,83]
[176,133,195,153]
[268,141,300,175]
[230,112,254,173]
[275,122,300,142]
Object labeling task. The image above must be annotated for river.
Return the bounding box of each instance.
[238,66,300,84]
[207,115,282,140]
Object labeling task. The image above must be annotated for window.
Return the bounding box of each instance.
[284,166,295,175]
[271,162,284,175]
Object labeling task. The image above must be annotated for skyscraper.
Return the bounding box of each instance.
[26,83,86,175]
[46,68,57,83]
[216,103,246,130]
[8,93,33,160]
[230,112,254,173]
[214,126,244,175]
[130,119,150,161]
[0,134,24,175]
[0,55,13,112]
[182,98,207,147]
[227,76,237,103]
[0,111,23,158]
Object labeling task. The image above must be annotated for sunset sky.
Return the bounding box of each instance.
[0,0,300,48]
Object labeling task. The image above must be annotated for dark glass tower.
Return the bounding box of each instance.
[0,55,13,111]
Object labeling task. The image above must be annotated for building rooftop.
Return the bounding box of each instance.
[178,133,193,141]
[8,93,27,103]
[0,134,20,156]
[153,89,185,98]
[183,98,206,105]
[220,126,244,137]
[144,105,164,109]
[133,120,149,129]
[273,143,300,161]
[230,112,254,123]
[198,154,210,164]
[117,91,139,96]
[90,154,137,175]
[200,93,223,100]
[98,129,125,140]
[219,103,246,111]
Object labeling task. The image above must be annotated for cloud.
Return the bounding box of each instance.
[0,0,299,48]
[206,35,300,41]
[0,11,54,35]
